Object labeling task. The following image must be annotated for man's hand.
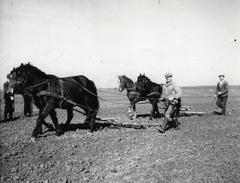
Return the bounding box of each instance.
[218,92,222,95]
[171,98,178,104]
[159,97,165,101]
[168,97,174,101]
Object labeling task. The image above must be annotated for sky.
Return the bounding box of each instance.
[0,0,239,89]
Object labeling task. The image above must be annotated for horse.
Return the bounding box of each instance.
[10,63,99,140]
[135,74,163,120]
[117,75,142,120]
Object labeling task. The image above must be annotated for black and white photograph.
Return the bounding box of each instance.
[0,0,240,182]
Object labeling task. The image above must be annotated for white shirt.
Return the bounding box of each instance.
[219,80,224,88]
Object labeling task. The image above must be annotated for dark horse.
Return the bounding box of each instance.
[117,75,142,120]
[135,74,163,120]
[10,63,99,140]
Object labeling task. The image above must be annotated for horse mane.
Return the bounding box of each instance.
[118,75,134,84]
[138,74,151,82]
[13,63,49,78]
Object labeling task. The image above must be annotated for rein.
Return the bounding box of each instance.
[118,79,135,91]
[137,78,149,92]
[11,73,28,90]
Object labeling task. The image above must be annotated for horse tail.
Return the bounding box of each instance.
[89,80,99,112]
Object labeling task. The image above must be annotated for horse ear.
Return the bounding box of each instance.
[143,73,145,76]
[140,73,142,76]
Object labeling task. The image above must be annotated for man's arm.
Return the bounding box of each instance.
[221,81,229,95]
[160,86,166,100]
[173,82,182,99]
[215,82,219,94]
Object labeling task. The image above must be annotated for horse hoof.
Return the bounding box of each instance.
[30,137,37,142]
[129,114,134,120]
[56,130,64,136]
[47,124,54,131]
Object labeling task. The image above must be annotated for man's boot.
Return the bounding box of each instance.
[174,117,180,130]
[158,119,168,133]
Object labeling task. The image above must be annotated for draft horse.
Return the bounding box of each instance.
[10,63,99,140]
[117,75,142,120]
[136,74,163,120]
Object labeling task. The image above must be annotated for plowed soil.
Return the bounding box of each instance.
[0,88,240,183]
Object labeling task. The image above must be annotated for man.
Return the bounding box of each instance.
[158,72,182,133]
[3,74,14,121]
[23,90,33,117]
[214,74,228,115]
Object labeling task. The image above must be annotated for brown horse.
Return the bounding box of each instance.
[117,75,141,120]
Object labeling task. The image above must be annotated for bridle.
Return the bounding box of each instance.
[118,79,126,92]
[137,77,149,91]
[10,71,29,91]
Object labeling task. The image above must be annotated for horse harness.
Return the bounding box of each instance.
[35,78,83,109]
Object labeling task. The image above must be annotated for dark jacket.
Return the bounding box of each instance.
[215,80,228,97]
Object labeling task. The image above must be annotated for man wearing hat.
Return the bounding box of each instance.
[3,74,14,121]
[214,74,228,115]
[158,72,182,133]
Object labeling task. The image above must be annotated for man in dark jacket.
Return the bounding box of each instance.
[214,74,228,115]
[23,90,33,116]
[3,74,14,121]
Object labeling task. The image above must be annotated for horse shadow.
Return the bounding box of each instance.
[0,116,21,124]
[59,122,115,132]
[136,113,164,119]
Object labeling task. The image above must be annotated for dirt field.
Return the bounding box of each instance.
[0,87,240,183]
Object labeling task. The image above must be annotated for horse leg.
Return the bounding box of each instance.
[132,104,137,120]
[150,105,154,120]
[42,120,54,131]
[49,109,63,136]
[31,105,52,140]
[149,101,156,120]
[63,108,73,131]
[89,110,97,132]
[128,103,133,119]
[129,98,139,120]
[83,109,91,124]
[154,102,160,118]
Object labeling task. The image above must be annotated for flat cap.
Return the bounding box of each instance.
[219,74,225,77]
[165,72,173,78]
[6,74,10,78]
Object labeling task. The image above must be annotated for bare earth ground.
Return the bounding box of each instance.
[0,88,240,183]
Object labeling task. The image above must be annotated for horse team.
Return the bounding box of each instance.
[9,63,179,140]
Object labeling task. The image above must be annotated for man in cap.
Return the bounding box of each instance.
[214,74,228,115]
[3,74,15,121]
[158,72,182,133]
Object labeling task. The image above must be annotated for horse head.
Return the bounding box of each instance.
[136,73,150,92]
[10,63,46,94]
[117,75,126,92]
[10,63,30,94]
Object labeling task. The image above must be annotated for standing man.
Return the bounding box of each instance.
[23,90,33,116]
[158,72,182,133]
[3,74,14,121]
[214,74,228,115]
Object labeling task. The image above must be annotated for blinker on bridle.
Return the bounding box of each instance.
[10,71,28,90]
